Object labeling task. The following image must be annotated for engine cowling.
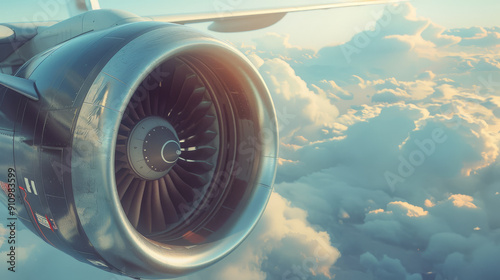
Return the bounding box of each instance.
[0,20,277,279]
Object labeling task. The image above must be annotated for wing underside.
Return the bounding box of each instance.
[80,0,404,32]
[152,0,404,32]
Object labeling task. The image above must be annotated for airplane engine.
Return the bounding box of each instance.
[0,21,277,279]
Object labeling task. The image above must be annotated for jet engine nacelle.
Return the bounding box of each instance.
[0,20,277,279]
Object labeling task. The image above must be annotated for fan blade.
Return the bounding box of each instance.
[182,146,217,160]
[181,130,217,148]
[115,168,130,185]
[151,87,160,116]
[169,74,198,117]
[126,103,141,122]
[173,165,208,188]
[151,180,167,231]
[166,61,193,114]
[141,85,152,117]
[115,161,129,172]
[134,95,147,119]
[128,180,147,228]
[157,61,177,117]
[164,174,189,208]
[159,177,180,223]
[172,86,206,123]
[140,182,153,233]
[115,153,129,163]
[116,144,127,154]
[121,112,136,127]
[117,174,135,200]
[178,115,216,140]
[178,158,214,174]
[119,124,131,133]
[120,179,140,214]
[176,101,212,131]
[169,170,195,202]
[117,134,128,141]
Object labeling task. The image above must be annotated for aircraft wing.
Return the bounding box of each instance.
[0,0,404,72]
[149,0,404,32]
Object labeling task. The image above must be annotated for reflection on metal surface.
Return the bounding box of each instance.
[0,20,277,278]
[0,73,39,100]
[72,23,278,278]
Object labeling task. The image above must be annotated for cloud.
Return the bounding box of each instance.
[360,252,423,280]
[238,3,500,279]
[257,57,341,143]
[387,201,428,217]
[420,22,461,48]
[312,80,353,101]
[250,32,316,62]
[177,193,340,280]
[449,27,500,47]
[242,3,499,90]
[298,3,454,81]
[369,78,436,103]
[417,70,436,81]
[448,194,478,208]
[445,26,488,39]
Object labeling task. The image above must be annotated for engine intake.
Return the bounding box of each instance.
[7,21,277,279]
[71,23,278,278]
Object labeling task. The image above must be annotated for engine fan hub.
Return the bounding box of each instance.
[127,116,181,180]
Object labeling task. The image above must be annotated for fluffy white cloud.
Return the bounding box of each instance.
[250,32,316,62]
[238,3,500,279]
[178,193,340,280]
[387,201,428,217]
[241,3,500,90]
[445,26,489,39]
[448,194,477,208]
[313,80,353,101]
[257,57,341,143]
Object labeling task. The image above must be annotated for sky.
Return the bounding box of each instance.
[1,0,500,280]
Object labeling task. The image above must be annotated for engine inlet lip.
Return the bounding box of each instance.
[71,22,278,278]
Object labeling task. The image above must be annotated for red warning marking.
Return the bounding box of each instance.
[19,186,54,247]
[46,215,54,232]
